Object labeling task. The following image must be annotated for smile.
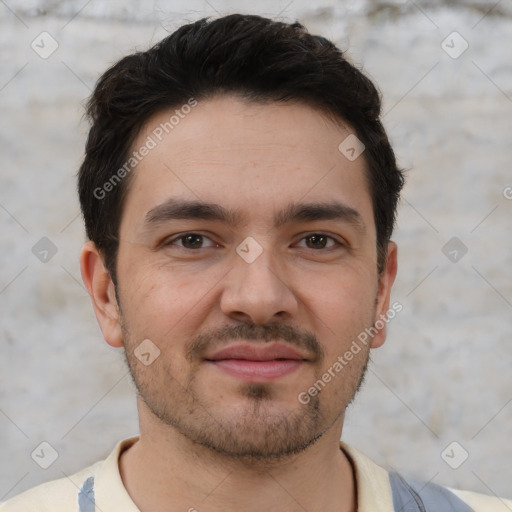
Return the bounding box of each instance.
[205,342,307,382]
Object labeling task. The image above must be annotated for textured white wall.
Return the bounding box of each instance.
[1,0,511,501]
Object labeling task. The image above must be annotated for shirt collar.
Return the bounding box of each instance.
[94,436,140,512]
[340,441,393,512]
[92,437,392,511]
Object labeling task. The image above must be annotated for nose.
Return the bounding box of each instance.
[220,244,299,325]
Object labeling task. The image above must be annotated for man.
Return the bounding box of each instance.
[2,13,510,512]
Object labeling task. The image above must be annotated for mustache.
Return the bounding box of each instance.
[186,323,324,362]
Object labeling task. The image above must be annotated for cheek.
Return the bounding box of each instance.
[124,282,186,336]
[299,260,377,318]
[118,257,221,342]
[304,268,377,355]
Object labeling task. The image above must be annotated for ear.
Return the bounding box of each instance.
[370,241,398,349]
[80,241,124,348]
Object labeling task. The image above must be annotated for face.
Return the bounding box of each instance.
[86,95,396,460]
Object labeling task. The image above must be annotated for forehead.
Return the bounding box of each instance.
[120,95,374,234]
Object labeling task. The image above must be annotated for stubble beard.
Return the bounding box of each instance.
[123,339,371,463]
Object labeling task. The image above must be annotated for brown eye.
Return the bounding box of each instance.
[297,234,339,250]
[167,233,217,249]
[181,234,204,249]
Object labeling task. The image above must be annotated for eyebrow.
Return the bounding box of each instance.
[144,198,365,232]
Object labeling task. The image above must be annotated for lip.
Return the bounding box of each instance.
[205,342,307,382]
[206,342,306,362]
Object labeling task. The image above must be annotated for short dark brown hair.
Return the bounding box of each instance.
[78,13,404,283]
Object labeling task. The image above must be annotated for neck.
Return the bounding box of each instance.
[119,406,357,512]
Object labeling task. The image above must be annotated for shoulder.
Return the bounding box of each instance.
[449,488,512,512]
[341,442,512,512]
[0,437,138,512]
[390,472,512,512]
[0,462,101,512]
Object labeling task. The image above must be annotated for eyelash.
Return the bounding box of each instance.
[164,232,344,250]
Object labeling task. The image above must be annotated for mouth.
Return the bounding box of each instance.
[204,342,307,382]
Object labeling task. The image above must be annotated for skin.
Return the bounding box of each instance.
[80,95,398,512]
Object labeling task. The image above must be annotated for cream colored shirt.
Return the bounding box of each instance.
[1,437,511,511]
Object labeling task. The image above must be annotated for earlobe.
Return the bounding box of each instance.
[80,241,124,348]
[370,241,398,349]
